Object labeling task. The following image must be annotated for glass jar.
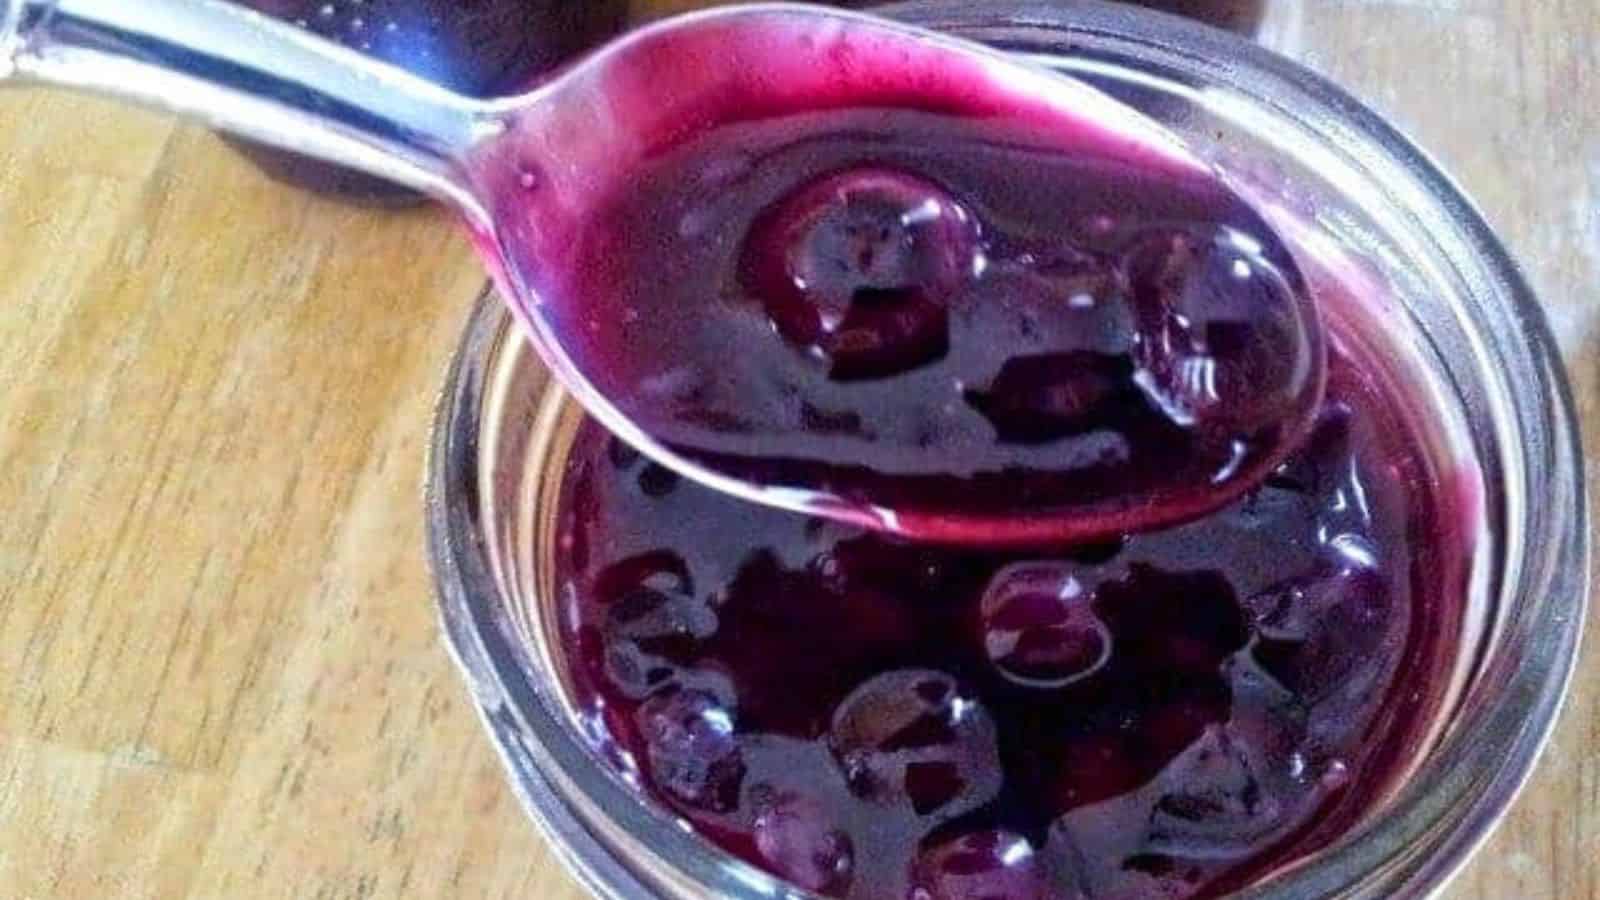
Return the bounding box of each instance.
[425,3,1588,898]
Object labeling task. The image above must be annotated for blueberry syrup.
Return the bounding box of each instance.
[551,317,1470,898]
[525,105,1323,544]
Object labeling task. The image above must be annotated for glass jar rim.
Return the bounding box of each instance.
[427,3,1589,898]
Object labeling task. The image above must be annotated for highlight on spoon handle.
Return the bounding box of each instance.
[0,0,490,214]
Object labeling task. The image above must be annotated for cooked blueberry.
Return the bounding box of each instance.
[635,689,745,813]
[827,670,1000,819]
[1246,538,1393,703]
[911,830,1058,900]
[1123,225,1322,439]
[741,167,979,380]
[1146,725,1288,860]
[979,562,1112,688]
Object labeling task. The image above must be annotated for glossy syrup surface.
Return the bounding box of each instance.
[552,323,1469,898]
[535,104,1324,544]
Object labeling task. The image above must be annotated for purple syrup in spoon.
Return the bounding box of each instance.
[552,308,1473,897]
[561,130,1319,543]
[470,7,1324,545]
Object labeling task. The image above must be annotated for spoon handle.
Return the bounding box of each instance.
[1,0,490,214]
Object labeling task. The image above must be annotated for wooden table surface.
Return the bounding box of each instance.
[1,1,1595,897]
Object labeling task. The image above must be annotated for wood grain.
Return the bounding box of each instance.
[1,1,1595,898]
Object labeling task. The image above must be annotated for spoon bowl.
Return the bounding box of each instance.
[471,5,1325,545]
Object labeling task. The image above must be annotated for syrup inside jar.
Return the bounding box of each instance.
[500,10,1469,900]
